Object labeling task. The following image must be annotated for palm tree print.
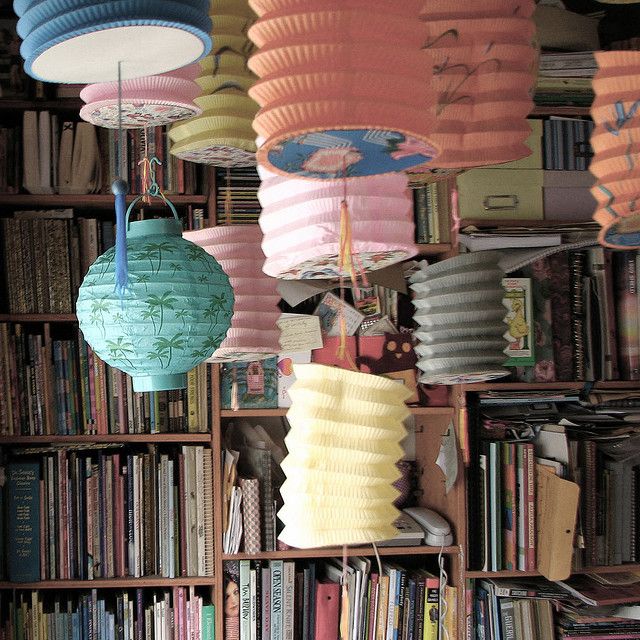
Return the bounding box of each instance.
[141,307,160,335]
[203,294,228,330]
[135,273,151,292]
[95,249,115,277]
[143,241,175,275]
[146,350,166,369]
[89,296,110,338]
[134,247,156,274]
[145,291,178,334]
[105,337,136,369]
[185,244,213,272]
[175,309,191,328]
[190,335,222,360]
[151,333,186,368]
[170,262,183,278]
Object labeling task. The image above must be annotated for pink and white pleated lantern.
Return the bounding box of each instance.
[80,63,203,128]
[183,224,281,361]
[258,166,417,279]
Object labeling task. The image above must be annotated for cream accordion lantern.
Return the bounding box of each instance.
[14,0,212,83]
[77,199,234,392]
[169,0,260,167]
[409,252,509,385]
[258,166,417,279]
[278,364,411,549]
[183,224,281,362]
[407,0,537,177]
[79,63,203,129]
[247,0,439,178]
[590,51,640,249]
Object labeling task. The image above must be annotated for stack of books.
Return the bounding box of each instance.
[535,52,596,107]
[215,166,261,225]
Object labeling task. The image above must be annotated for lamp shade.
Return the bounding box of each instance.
[79,64,203,128]
[278,363,410,548]
[182,224,281,361]
[409,3,537,171]
[169,0,260,166]
[590,51,640,249]
[15,0,212,83]
[258,166,417,279]
[247,1,439,178]
[409,252,509,385]
[76,209,234,392]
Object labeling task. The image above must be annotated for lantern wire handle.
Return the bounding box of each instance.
[113,60,130,300]
[450,185,461,252]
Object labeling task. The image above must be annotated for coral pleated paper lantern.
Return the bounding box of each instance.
[589,51,640,249]
[14,0,212,83]
[278,363,411,548]
[169,0,259,166]
[409,1,537,173]
[410,252,509,385]
[77,201,234,392]
[79,64,203,128]
[183,225,281,361]
[258,166,417,279]
[247,0,439,178]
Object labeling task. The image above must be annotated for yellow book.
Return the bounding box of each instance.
[375,575,390,640]
[443,585,458,640]
[187,366,198,432]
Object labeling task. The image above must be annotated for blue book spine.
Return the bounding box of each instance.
[6,461,40,582]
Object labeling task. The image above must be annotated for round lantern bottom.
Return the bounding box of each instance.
[259,128,437,178]
[133,372,188,393]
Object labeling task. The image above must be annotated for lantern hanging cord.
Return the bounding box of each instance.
[113,59,130,300]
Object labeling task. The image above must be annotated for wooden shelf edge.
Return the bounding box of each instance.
[463,381,640,391]
[466,563,640,579]
[0,577,215,589]
[224,545,459,560]
[460,218,594,228]
[221,406,454,418]
[0,194,208,208]
[0,433,212,445]
[0,314,77,322]
[531,105,591,117]
[409,406,455,416]
[415,243,452,256]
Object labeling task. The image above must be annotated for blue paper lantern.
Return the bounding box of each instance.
[14,0,212,83]
[76,202,234,392]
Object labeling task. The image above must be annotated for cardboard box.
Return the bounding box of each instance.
[543,170,597,221]
[276,351,312,408]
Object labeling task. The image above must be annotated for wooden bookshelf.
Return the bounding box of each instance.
[0,194,208,208]
[416,243,453,256]
[531,105,591,117]
[0,577,215,589]
[221,406,455,418]
[466,563,640,579]
[0,434,212,445]
[464,380,640,391]
[0,314,77,322]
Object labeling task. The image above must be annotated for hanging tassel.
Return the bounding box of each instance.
[113,178,129,299]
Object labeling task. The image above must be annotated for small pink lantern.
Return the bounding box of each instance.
[183,224,281,361]
[258,166,417,279]
[80,64,203,129]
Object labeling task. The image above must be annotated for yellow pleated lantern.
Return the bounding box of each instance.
[278,364,411,548]
[169,0,260,167]
[590,51,640,249]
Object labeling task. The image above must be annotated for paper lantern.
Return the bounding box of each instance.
[258,166,417,279]
[169,0,259,166]
[278,363,410,548]
[409,252,509,385]
[247,0,439,178]
[77,201,234,391]
[183,225,281,361]
[79,64,203,128]
[15,0,212,83]
[590,51,640,249]
[408,2,537,172]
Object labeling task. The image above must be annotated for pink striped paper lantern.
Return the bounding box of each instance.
[258,166,417,279]
[80,63,203,128]
[183,224,281,361]
[246,0,439,178]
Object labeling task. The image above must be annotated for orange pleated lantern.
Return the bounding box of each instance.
[247,0,439,178]
[590,51,640,249]
[407,0,537,176]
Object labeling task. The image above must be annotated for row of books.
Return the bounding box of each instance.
[472,576,640,640]
[224,558,454,640]
[512,246,640,383]
[412,180,452,245]
[468,392,640,573]
[0,324,210,436]
[542,118,594,171]
[16,113,206,196]
[0,210,113,314]
[214,167,260,225]
[0,588,214,640]
[2,447,214,582]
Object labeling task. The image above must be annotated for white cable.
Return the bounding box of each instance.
[438,543,450,640]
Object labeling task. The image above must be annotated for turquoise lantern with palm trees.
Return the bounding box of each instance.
[76,199,234,392]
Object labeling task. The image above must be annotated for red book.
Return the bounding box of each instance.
[524,444,536,571]
[314,581,340,640]
[613,251,640,380]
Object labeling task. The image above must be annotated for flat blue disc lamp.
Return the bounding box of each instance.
[13,0,212,83]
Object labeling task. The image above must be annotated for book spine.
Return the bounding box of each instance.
[502,442,516,571]
[283,562,295,640]
[524,443,536,571]
[270,560,284,640]
[240,560,251,640]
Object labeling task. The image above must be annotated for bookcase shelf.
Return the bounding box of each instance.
[0,314,77,322]
[466,563,640,579]
[460,218,594,228]
[0,577,215,589]
[0,194,208,208]
[0,433,212,445]
[464,380,640,391]
[530,105,591,117]
[223,545,460,561]
[0,99,83,112]
[220,406,455,418]
[416,243,452,256]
